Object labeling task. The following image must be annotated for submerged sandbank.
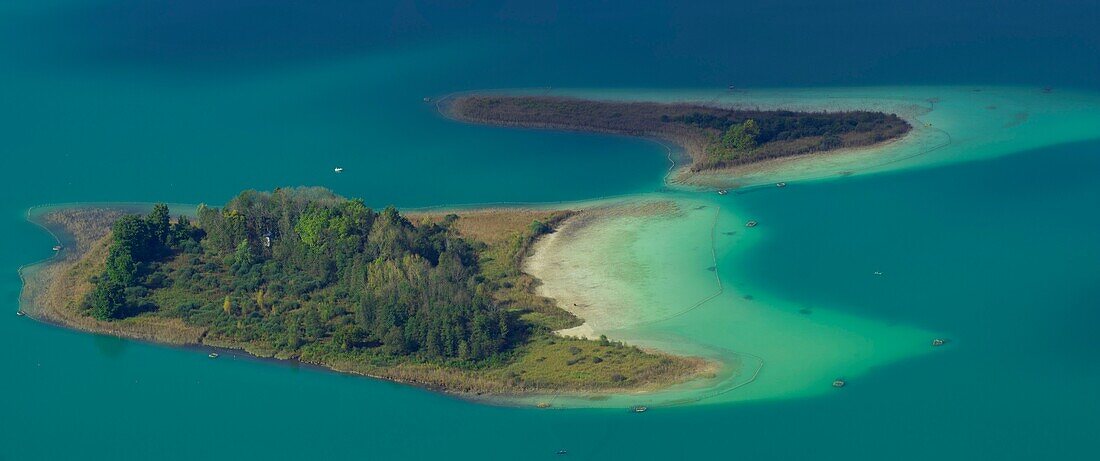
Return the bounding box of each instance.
[521,196,940,406]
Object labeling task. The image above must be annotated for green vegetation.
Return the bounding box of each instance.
[450,95,911,171]
[88,189,509,361]
[89,204,199,320]
[74,188,704,393]
[706,119,761,163]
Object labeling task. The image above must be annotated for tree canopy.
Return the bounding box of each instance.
[86,188,513,362]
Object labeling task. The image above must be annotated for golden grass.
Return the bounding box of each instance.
[491,335,712,393]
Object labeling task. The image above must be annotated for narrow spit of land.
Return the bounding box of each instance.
[446,94,911,184]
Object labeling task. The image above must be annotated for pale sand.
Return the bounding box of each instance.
[524,200,695,338]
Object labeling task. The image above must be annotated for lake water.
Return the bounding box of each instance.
[3,1,1099,459]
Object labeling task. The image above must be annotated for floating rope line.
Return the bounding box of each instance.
[16,206,74,317]
[651,351,766,408]
[631,205,724,329]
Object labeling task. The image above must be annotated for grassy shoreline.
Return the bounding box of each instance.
[19,202,712,403]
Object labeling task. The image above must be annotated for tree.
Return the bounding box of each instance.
[146,203,171,247]
[105,246,137,286]
[171,215,195,244]
[255,289,266,313]
[721,119,760,151]
[90,279,126,320]
[333,325,367,351]
[111,215,151,261]
[234,239,254,268]
[294,209,329,248]
[382,326,407,355]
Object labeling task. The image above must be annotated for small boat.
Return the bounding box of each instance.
[333,167,344,173]
[208,352,219,359]
[16,310,26,317]
[744,220,758,228]
[832,379,846,388]
[873,271,883,276]
[556,450,568,455]
[932,338,946,347]
[52,245,62,251]
[717,189,728,195]
[423,96,432,103]
[536,402,552,409]
[632,405,648,413]
[776,182,786,188]
[727,85,735,90]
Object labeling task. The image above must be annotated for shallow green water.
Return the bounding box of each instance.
[4,1,1100,459]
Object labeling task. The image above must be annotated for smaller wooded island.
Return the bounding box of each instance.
[447,95,911,180]
[21,188,708,398]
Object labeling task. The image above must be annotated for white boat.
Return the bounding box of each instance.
[334,167,344,173]
[932,338,946,347]
[632,405,648,413]
[422,97,432,103]
[745,220,758,228]
[52,245,62,251]
[776,182,787,188]
[208,352,219,359]
[832,379,846,388]
[717,189,728,195]
[873,271,883,276]
[16,310,26,317]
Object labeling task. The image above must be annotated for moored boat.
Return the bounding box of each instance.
[16,310,26,317]
[745,220,757,228]
[776,182,786,188]
[208,352,219,359]
[832,378,846,388]
[717,189,728,195]
[632,405,648,413]
[932,338,946,347]
[334,167,344,173]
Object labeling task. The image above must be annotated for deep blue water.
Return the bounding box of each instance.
[3,1,1099,459]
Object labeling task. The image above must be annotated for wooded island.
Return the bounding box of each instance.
[22,188,707,397]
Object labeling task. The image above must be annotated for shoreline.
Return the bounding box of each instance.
[18,202,714,406]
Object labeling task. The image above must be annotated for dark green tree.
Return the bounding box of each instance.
[105,246,137,286]
[146,203,171,247]
[90,279,126,320]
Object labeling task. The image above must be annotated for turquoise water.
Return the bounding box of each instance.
[5,1,1100,459]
